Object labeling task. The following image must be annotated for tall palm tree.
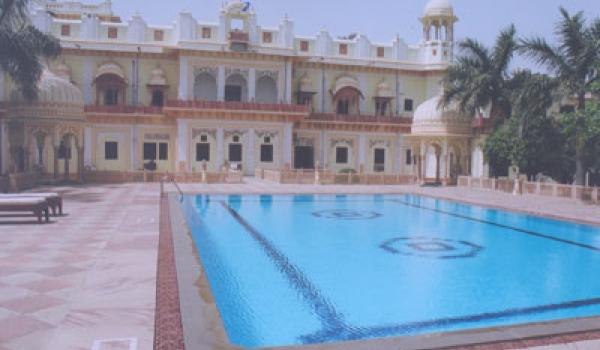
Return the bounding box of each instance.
[520,8,600,185]
[0,0,61,100]
[441,25,518,121]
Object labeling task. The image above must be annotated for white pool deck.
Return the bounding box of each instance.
[0,178,599,350]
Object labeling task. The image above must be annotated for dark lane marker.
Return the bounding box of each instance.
[219,201,346,332]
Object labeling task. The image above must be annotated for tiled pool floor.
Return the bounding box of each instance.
[0,179,599,350]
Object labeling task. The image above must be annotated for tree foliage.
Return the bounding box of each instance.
[442,25,517,120]
[0,0,61,100]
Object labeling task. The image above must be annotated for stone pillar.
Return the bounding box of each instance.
[53,146,59,179]
[248,68,256,102]
[216,128,224,169]
[78,146,84,181]
[82,57,95,104]
[0,69,5,102]
[131,125,138,171]
[0,121,7,175]
[358,134,366,173]
[246,129,255,176]
[178,56,190,100]
[282,123,293,168]
[217,66,226,101]
[285,61,293,103]
[441,139,448,183]
[420,139,426,181]
[84,127,92,168]
[394,133,403,174]
[321,130,328,169]
[176,119,188,172]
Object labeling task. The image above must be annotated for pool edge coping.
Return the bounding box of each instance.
[163,192,600,350]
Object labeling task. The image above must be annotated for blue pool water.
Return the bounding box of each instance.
[181,194,600,348]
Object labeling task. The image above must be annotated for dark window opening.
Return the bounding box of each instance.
[151,90,164,107]
[260,144,274,163]
[404,99,414,112]
[104,88,119,106]
[196,143,210,162]
[376,100,388,116]
[336,147,348,164]
[229,144,242,162]
[200,135,208,142]
[337,100,350,115]
[374,148,385,172]
[225,85,242,102]
[105,142,118,160]
[143,143,157,161]
[159,143,168,160]
[58,143,71,160]
[406,149,412,165]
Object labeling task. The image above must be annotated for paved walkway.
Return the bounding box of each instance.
[0,178,598,350]
[0,183,160,350]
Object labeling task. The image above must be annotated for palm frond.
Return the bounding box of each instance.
[492,24,517,74]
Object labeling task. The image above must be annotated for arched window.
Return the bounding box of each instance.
[334,87,360,115]
[225,73,248,102]
[95,73,126,106]
[255,75,277,104]
[194,73,218,101]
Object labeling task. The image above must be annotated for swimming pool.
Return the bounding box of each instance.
[181,194,600,349]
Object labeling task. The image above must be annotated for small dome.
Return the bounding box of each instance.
[375,80,394,98]
[424,0,454,16]
[55,61,72,81]
[412,95,471,136]
[95,62,126,80]
[10,69,84,120]
[148,66,168,86]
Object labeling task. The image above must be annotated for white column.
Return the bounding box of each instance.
[248,68,256,102]
[285,61,293,103]
[441,139,448,180]
[216,128,224,169]
[82,57,95,104]
[321,130,328,169]
[358,134,366,172]
[177,119,188,171]
[395,133,403,174]
[132,125,139,171]
[217,66,226,101]
[178,56,189,100]
[358,74,367,113]
[246,129,255,175]
[282,123,293,168]
[0,121,7,175]
[84,127,92,168]
[0,69,5,102]
[130,126,136,171]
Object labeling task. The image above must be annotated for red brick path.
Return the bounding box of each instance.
[153,196,185,350]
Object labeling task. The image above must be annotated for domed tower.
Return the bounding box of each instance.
[420,0,458,64]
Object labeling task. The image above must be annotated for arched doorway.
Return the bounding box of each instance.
[425,143,442,183]
[55,133,82,181]
[225,73,248,102]
[95,74,126,106]
[193,72,218,101]
[255,75,278,104]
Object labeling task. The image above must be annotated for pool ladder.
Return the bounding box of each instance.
[160,175,184,202]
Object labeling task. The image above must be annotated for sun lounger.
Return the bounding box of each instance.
[0,198,50,223]
[0,193,63,216]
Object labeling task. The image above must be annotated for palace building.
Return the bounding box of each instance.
[0,0,491,188]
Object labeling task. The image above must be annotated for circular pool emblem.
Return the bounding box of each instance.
[379,236,483,259]
[312,209,382,220]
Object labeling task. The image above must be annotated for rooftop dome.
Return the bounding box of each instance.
[412,94,471,136]
[9,68,85,120]
[424,0,454,17]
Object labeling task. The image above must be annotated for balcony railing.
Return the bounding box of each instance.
[166,100,310,113]
[84,105,164,114]
[307,113,413,124]
[229,30,250,43]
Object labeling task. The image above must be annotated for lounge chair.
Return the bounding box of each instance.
[0,193,63,216]
[0,198,50,223]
